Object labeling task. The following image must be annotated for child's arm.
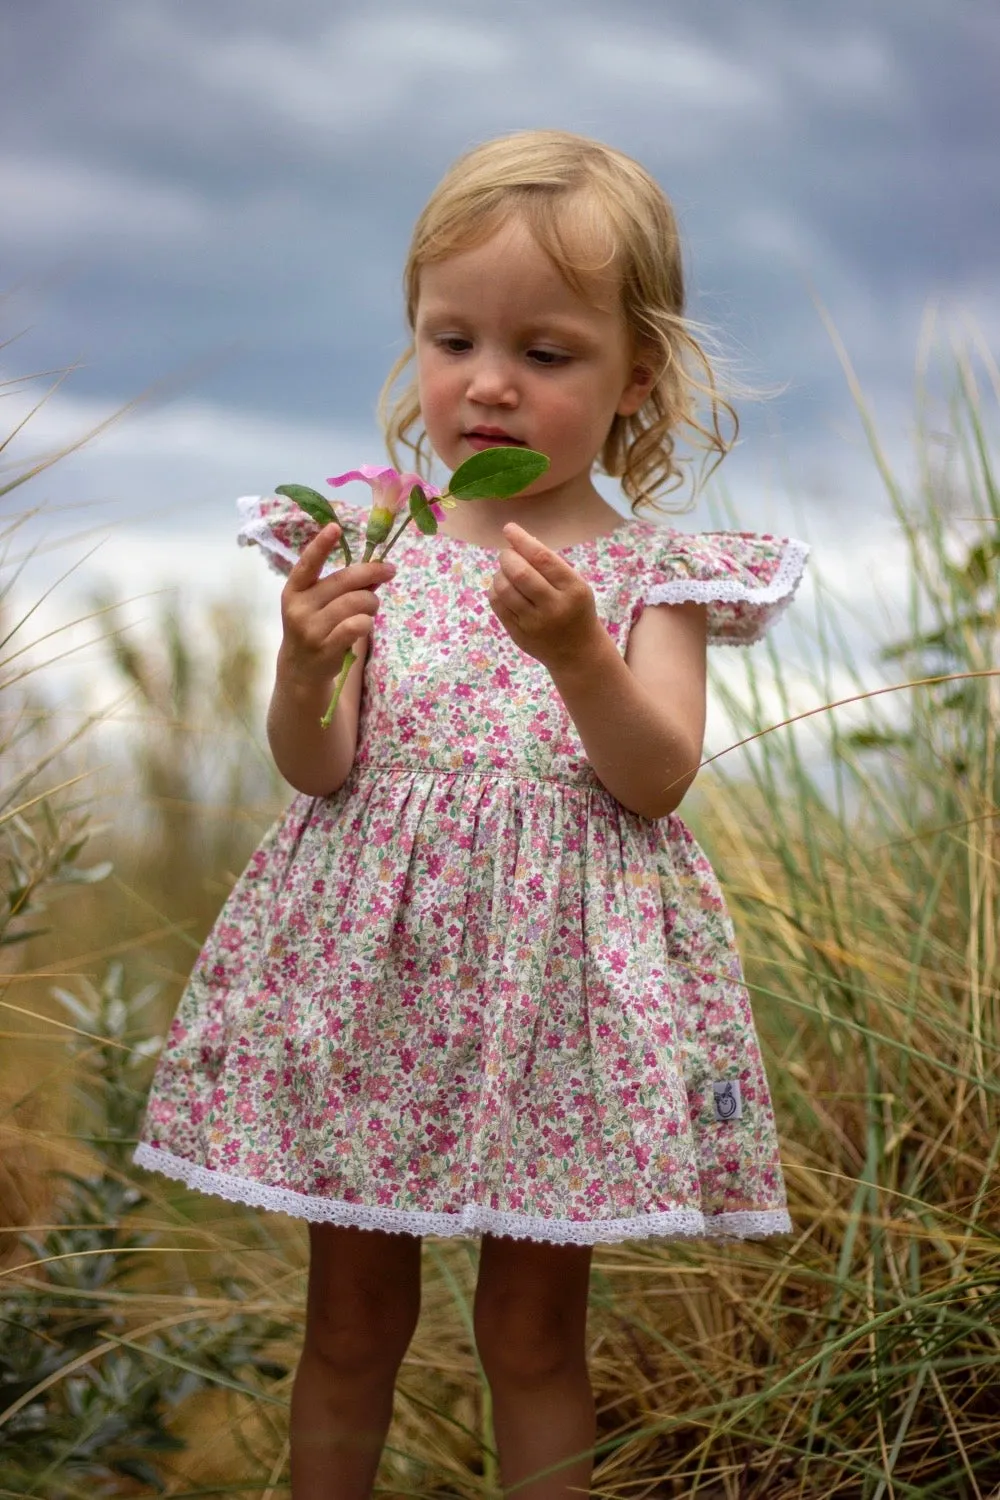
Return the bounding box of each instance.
[488,523,706,820]
[549,604,707,820]
[266,523,395,797]
[267,634,369,797]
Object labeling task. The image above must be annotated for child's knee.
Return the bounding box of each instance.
[474,1299,585,1387]
[304,1292,419,1377]
[303,1224,422,1375]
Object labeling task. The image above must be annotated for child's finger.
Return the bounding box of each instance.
[286,523,343,591]
[503,523,573,582]
[497,543,556,607]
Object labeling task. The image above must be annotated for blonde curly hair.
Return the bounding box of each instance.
[378,129,739,518]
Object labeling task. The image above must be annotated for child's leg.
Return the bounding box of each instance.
[474,1234,596,1499]
[290,1223,422,1500]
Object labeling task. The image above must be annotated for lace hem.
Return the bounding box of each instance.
[133,1143,791,1245]
[645,536,810,647]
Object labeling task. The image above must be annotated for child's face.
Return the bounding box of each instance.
[414,215,652,506]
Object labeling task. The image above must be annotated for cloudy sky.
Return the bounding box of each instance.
[3,1,998,768]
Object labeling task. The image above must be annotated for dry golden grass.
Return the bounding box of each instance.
[2,320,998,1496]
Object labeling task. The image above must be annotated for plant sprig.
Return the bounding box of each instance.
[276,446,549,726]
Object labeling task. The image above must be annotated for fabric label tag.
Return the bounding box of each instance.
[712,1080,742,1121]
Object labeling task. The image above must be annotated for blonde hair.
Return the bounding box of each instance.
[378,129,739,517]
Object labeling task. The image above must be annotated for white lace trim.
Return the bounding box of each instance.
[645,536,811,648]
[133,1143,791,1244]
[236,496,811,643]
[235,495,302,578]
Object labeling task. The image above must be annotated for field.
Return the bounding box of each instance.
[2,326,998,1497]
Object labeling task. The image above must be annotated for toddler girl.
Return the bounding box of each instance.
[136,129,809,1499]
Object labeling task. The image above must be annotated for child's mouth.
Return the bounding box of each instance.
[464,430,526,449]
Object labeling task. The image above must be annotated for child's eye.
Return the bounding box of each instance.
[527,349,568,366]
[436,336,471,354]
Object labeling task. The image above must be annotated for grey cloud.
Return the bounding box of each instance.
[1,0,997,516]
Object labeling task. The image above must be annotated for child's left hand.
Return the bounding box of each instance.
[487,522,604,673]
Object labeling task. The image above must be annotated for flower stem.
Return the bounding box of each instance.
[377,489,455,561]
[328,507,353,565]
[378,514,413,560]
[320,648,356,728]
[319,487,455,727]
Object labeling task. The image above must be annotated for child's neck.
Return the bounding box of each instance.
[439,492,627,551]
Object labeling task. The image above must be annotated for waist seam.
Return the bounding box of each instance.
[351,762,600,792]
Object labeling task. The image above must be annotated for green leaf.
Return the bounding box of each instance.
[97,1332,288,1407]
[839,729,911,752]
[448,447,549,500]
[276,482,354,563]
[958,534,1000,590]
[408,484,439,535]
[274,483,336,527]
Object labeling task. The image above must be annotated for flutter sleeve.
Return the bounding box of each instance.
[643,527,811,647]
[236,494,366,578]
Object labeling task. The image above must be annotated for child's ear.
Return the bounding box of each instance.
[617,359,657,418]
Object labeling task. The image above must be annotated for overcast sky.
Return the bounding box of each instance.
[3,1,998,766]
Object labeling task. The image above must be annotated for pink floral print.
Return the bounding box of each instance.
[133,498,809,1245]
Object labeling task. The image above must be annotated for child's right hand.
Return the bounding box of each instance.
[278,522,397,688]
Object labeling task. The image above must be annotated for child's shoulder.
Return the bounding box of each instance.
[617,515,811,649]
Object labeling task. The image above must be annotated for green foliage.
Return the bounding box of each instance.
[1,804,111,950]
[447,445,549,499]
[678,327,1000,1498]
[1,506,113,954]
[274,483,356,564]
[272,483,336,528]
[276,448,550,562]
[1,343,290,1496]
[0,964,288,1497]
[408,483,439,535]
[4,317,1000,1495]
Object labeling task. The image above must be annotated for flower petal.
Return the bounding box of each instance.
[326,466,400,489]
[399,471,444,499]
[326,466,444,527]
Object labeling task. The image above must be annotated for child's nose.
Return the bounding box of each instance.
[465,354,518,407]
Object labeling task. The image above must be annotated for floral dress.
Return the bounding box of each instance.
[133,495,810,1246]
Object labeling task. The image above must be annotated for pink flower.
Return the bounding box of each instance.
[327,466,444,531]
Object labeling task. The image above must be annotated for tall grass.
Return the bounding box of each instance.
[1,320,998,1497]
[0,357,291,1496]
